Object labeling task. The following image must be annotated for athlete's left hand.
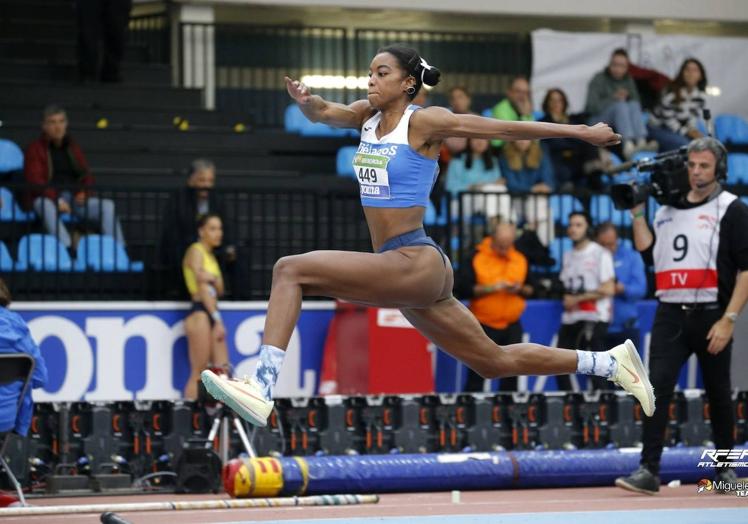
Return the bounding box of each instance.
[706,317,733,354]
[213,321,226,343]
[583,122,622,147]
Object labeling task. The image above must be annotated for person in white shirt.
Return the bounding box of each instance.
[556,211,615,390]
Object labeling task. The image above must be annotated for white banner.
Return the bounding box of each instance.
[531,29,748,120]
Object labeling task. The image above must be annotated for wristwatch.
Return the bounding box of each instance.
[724,312,739,323]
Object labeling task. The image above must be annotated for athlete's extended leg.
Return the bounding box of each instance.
[400,298,578,378]
[401,298,654,416]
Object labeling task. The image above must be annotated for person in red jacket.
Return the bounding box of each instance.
[23,105,125,250]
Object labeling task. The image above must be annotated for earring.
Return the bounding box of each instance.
[406,86,416,95]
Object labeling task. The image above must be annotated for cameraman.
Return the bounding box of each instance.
[616,138,748,495]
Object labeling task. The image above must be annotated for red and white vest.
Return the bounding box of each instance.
[560,241,615,323]
[653,191,737,303]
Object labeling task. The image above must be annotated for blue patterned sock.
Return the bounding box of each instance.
[576,350,618,378]
[253,344,286,400]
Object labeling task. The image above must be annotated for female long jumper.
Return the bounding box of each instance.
[201,45,654,424]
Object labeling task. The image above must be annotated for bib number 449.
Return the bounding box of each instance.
[358,167,378,183]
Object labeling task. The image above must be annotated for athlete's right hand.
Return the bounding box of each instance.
[285,76,312,104]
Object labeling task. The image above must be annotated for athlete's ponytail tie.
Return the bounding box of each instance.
[419,57,432,84]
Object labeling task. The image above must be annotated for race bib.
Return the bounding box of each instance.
[353,152,391,199]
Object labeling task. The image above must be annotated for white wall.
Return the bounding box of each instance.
[532,30,748,120]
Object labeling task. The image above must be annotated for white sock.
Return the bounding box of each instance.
[253,344,285,400]
[575,350,618,378]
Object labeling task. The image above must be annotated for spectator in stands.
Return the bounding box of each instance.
[434,86,476,213]
[76,0,133,83]
[596,222,647,350]
[443,86,474,156]
[585,49,655,159]
[556,212,615,391]
[0,278,48,438]
[23,104,126,250]
[491,76,534,148]
[648,58,707,152]
[159,159,236,293]
[456,221,531,392]
[499,140,555,245]
[540,88,605,192]
[446,138,504,193]
[182,213,229,400]
[447,138,509,222]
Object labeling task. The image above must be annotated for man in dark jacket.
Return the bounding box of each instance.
[159,159,236,296]
[23,104,126,249]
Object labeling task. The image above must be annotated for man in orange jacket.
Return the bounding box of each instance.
[457,221,532,391]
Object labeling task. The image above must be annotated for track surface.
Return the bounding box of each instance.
[3,484,747,523]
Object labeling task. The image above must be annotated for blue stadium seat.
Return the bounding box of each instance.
[481,108,493,118]
[15,234,73,271]
[424,198,448,227]
[74,235,143,272]
[285,103,348,137]
[589,194,632,227]
[335,146,357,179]
[715,114,748,144]
[0,139,23,175]
[284,104,305,133]
[610,150,653,185]
[549,237,573,273]
[727,153,748,185]
[532,110,545,120]
[0,187,34,222]
[549,194,583,226]
[0,241,13,271]
[299,118,349,137]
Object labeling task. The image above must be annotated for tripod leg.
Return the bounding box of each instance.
[205,415,222,449]
[233,416,257,458]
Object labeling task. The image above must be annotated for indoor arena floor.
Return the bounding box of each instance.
[3,484,747,524]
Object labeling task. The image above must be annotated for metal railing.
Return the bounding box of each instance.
[129,12,171,65]
[1,184,376,300]
[166,20,531,125]
[6,183,746,301]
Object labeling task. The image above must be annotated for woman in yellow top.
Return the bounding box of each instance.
[182,213,228,399]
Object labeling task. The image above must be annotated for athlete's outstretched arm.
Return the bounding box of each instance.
[285,76,373,130]
[416,106,621,147]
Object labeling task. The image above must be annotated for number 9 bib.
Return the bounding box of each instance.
[353,152,391,199]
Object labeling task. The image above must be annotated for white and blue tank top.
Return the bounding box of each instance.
[354,105,439,208]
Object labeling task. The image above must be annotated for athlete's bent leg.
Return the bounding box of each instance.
[203,246,448,425]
